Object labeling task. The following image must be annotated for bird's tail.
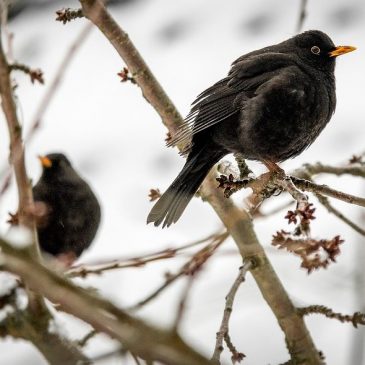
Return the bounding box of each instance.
[147,147,223,228]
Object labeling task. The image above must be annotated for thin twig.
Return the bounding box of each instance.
[211,261,252,363]
[67,230,225,277]
[298,305,365,327]
[77,329,98,348]
[291,176,365,208]
[275,175,308,210]
[26,23,93,142]
[172,274,195,332]
[315,194,365,236]
[129,232,228,310]
[297,162,365,178]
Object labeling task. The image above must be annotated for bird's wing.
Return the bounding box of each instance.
[169,52,296,152]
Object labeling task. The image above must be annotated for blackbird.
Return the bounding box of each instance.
[147,30,356,228]
[33,153,101,263]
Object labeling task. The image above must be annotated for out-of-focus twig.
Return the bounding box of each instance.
[296,0,308,33]
[129,232,228,310]
[26,22,93,143]
[77,329,98,348]
[315,194,365,236]
[67,230,226,278]
[172,274,195,332]
[9,63,44,84]
[211,261,251,364]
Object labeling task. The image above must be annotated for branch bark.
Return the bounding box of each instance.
[0,238,213,365]
[77,1,322,363]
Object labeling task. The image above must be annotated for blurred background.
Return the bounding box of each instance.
[0,0,364,364]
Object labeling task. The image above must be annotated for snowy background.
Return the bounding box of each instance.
[0,0,364,364]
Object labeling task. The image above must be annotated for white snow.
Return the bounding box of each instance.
[4,226,32,249]
[0,305,15,322]
[47,318,68,337]
[0,272,17,297]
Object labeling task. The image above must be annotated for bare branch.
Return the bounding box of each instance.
[298,305,365,327]
[315,194,365,236]
[290,176,365,208]
[172,274,195,332]
[130,232,228,310]
[212,261,251,364]
[68,230,225,278]
[26,23,93,143]
[9,63,44,84]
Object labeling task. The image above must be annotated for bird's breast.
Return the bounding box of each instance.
[238,73,334,162]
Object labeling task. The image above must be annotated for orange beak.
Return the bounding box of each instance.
[38,155,52,168]
[329,45,356,57]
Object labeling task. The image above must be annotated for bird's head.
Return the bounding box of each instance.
[38,153,73,179]
[287,30,356,72]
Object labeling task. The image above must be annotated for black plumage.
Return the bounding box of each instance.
[33,153,101,261]
[147,30,355,228]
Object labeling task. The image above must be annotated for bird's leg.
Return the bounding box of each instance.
[55,252,78,268]
[262,160,285,176]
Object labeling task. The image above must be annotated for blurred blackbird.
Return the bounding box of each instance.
[148,30,356,228]
[33,153,101,263]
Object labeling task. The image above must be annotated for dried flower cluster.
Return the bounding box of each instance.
[55,8,84,24]
[117,67,136,84]
[216,174,252,198]
[148,188,161,202]
[272,230,344,273]
[10,63,44,84]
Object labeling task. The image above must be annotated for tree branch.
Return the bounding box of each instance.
[290,176,365,207]
[211,262,251,364]
[0,238,213,365]
[298,305,365,327]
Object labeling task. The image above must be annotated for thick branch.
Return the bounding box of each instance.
[0,239,212,365]
[2,308,90,365]
[0,36,38,234]
[79,0,184,139]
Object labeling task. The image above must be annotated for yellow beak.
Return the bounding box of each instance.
[38,155,52,168]
[329,45,357,57]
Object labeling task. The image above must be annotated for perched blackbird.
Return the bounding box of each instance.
[148,30,356,228]
[33,153,101,263]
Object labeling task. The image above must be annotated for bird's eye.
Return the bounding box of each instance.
[311,46,321,55]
